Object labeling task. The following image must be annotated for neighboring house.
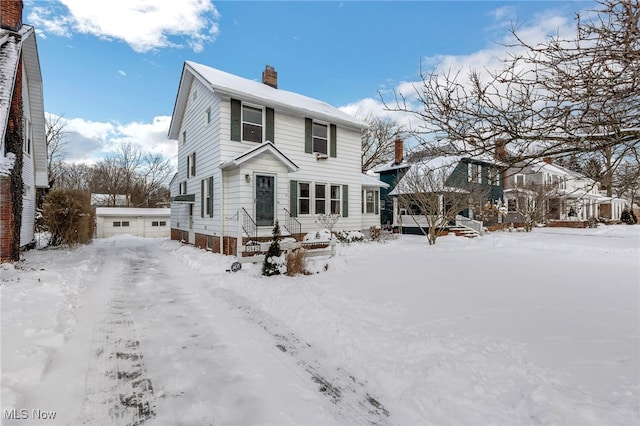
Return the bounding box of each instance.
[503,158,627,224]
[95,207,171,238]
[168,62,381,255]
[377,140,505,234]
[0,0,48,261]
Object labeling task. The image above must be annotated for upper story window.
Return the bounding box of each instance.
[242,105,263,143]
[312,123,328,155]
[179,181,187,194]
[468,163,481,183]
[488,168,500,186]
[187,152,196,178]
[205,108,212,124]
[305,118,336,157]
[182,130,187,145]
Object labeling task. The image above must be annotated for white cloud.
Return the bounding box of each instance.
[118,70,127,76]
[343,4,582,148]
[28,0,221,53]
[54,114,175,169]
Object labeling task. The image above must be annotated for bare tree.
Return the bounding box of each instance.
[394,161,489,245]
[505,182,557,231]
[94,143,173,207]
[54,162,94,191]
[383,1,639,170]
[45,113,68,186]
[361,115,408,172]
[131,152,173,207]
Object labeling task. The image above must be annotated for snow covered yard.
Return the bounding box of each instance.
[1,225,638,425]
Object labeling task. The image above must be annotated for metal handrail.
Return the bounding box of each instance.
[241,207,258,240]
[283,208,301,238]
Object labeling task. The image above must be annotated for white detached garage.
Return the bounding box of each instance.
[95,208,171,238]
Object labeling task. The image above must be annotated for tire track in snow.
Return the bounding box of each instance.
[209,287,392,426]
[72,247,156,426]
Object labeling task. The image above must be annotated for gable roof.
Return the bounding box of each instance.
[388,156,466,196]
[219,141,299,172]
[168,61,366,139]
[0,28,21,151]
[0,25,48,187]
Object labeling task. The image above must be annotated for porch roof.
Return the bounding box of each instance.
[172,194,195,204]
[220,141,299,172]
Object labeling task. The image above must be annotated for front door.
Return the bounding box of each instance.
[255,174,275,227]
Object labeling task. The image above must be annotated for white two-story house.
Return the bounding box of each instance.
[168,62,385,255]
[503,158,626,224]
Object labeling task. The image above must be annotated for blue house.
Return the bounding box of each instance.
[376,140,505,236]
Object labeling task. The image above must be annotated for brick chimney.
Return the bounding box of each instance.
[394,139,404,164]
[543,157,553,164]
[262,65,277,89]
[1,0,23,31]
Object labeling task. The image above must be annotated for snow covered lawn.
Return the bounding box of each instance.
[1,225,638,425]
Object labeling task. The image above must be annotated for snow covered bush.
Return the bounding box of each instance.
[620,207,637,225]
[303,229,333,242]
[41,189,95,247]
[262,221,284,276]
[335,229,365,243]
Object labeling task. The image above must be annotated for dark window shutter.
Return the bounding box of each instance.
[208,176,214,217]
[192,152,196,176]
[290,180,298,217]
[266,107,275,143]
[231,98,241,141]
[330,124,337,157]
[304,118,312,153]
[342,185,349,217]
[200,179,205,218]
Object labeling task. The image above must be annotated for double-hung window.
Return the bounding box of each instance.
[468,163,481,183]
[515,174,526,187]
[315,183,326,214]
[312,123,328,155]
[187,152,196,178]
[242,105,263,143]
[298,183,310,215]
[330,185,341,215]
[363,189,379,214]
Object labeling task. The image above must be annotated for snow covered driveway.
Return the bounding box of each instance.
[2,225,639,425]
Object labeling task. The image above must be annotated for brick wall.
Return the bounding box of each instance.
[1,0,23,31]
[0,177,14,260]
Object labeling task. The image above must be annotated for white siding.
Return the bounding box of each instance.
[20,63,36,247]
[171,71,366,241]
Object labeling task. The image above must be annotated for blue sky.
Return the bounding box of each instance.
[24,0,589,165]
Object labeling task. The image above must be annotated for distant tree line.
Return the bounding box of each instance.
[44,114,173,208]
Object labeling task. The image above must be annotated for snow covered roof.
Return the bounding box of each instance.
[374,159,411,173]
[388,157,465,196]
[169,62,366,139]
[361,173,389,188]
[220,141,299,172]
[95,208,171,217]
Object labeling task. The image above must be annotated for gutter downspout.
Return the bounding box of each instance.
[220,167,224,254]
